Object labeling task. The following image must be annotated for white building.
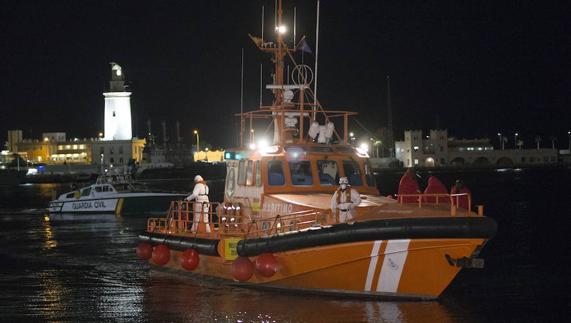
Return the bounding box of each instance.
[395,129,558,167]
[103,62,132,141]
[396,130,448,167]
[93,62,145,170]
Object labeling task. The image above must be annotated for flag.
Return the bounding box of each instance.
[296,36,313,54]
[248,34,263,47]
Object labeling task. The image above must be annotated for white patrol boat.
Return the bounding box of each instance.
[48,174,186,216]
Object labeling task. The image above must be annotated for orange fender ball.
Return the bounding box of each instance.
[231,257,254,281]
[136,242,153,260]
[255,253,279,277]
[152,244,170,266]
[180,249,200,271]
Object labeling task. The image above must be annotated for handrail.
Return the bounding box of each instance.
[396,192,473,216]
[146,200,221,234]
[147,192,479,239]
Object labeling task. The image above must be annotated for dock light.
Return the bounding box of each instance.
[349,132,354,138]
[276,25,287,34]
[249,142,257,150]
[359,142,369,153]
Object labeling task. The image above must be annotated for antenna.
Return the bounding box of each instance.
[261,5,265,41]
[240,48,244,115]
[313,0,320,118]
[176,120,181,147]
[161,120,167,147]
[293,6,297,44]
[259,63,263,108]
[386,75,393,157]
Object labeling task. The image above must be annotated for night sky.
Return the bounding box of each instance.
[1,1,569,149]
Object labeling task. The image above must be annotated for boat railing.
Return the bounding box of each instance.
[396,193,480,216]
[244,209,325,237]
[147,200,222,234]
[146,201,330,238]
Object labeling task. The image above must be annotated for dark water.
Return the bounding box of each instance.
[0,169,569,322]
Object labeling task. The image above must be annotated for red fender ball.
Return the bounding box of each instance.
[255,253,279,277]
[231,256,254,281]
[152,244,170,266]
[180,249,200,271]
[137,242,153,260]
[136,242,153,260]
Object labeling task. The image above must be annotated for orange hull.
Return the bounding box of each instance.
[150,237,484,299]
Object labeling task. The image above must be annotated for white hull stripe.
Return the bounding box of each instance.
[364,240,383,291]
[376,239,411,293]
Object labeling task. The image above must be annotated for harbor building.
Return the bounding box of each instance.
[395,129,558,167]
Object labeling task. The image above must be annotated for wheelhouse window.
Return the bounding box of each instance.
[289,160,312,185]
[364,160,375,187]
[80,187,91,197]
[94,186,103,192]
[317,160,338,185]
[342,160,363,186]
[237,160,246,185]
[268,160,285,186]
[246,160,254,186]
[255,160,262,186]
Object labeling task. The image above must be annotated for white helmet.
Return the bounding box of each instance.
[339,177,349,185]
[194,175,204,182]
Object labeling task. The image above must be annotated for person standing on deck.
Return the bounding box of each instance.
[185,175,211,233]
[331,177,361,223]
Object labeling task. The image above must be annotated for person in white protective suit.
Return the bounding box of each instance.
[330,177,361,223]
[185,175,211,233]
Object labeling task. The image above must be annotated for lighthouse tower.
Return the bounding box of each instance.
[103,62,132,140]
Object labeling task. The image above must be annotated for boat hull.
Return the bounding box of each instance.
[49,195,185,216]
[140,217,496,299]
[148,238,482,299]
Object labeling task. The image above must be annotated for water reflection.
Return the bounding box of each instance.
[31,270,68,321]
[41,214,58,250]
[144,272,453,322]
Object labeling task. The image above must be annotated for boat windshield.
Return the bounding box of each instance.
[81,187,91,197]
[268,160,285,186]
[342,160,363,186]
[317,160,338,186]
[289,161,312,185]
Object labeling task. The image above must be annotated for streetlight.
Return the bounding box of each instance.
[514,132,519,150]
[568,130,571,151]
[497,132,503,150]
[193,130,200,152]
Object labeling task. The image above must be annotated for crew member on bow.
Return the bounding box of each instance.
[185,175,211,233]
[330,177,361,223]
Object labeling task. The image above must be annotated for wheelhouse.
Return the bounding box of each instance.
[224,143,378,201]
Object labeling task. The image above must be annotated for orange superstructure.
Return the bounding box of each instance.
[136,0,496,299]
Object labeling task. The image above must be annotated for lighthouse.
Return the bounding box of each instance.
[103,62,132,140]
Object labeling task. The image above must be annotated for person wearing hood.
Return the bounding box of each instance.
[186,175,211,233]
[330,177,361,223]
